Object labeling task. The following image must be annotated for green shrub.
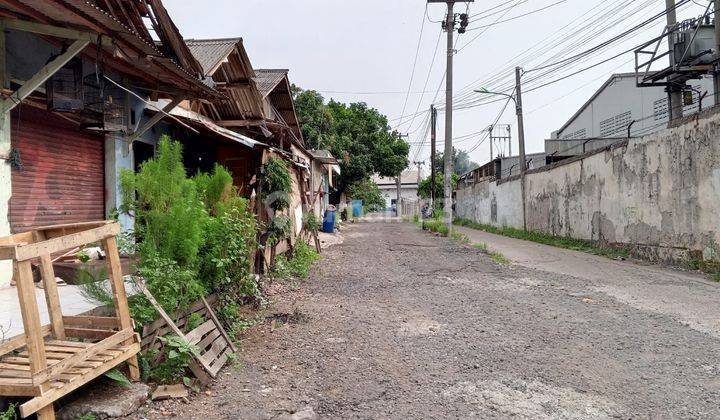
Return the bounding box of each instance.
[120,137,207,269]
[271,241,321,279]
[263,158,293,211]
[303,212,321,233]
[194,164,234,215]
[267,215,292,246]
[140,335,199,384]
[346,179,385,210]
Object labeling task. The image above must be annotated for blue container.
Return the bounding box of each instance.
[351,200,363,217]
[322,209,336,233]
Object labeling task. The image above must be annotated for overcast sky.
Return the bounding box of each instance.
[165,0,709,169]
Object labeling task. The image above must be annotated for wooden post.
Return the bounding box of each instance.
[14,261,47,375]
[102,237,140,381]
[38,254,65,340]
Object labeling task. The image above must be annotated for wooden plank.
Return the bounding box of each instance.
[14,223,120,261]
[62,316,120,330]
[102,236,139,381]
[208,347,232,376]
[64,328,116,340]
[39,221,111,239]
[0,383,39,397]
[45,340,91,349]
[184,320,215,345]
[0,369,30,379]
[31,328,133,384]
[201,296,237,352]
[0,325,52,356]
[20,342,140,417]
[14,261,48,379]
[39,254,65,340]
[195,329,221,352]
[0,363,30,371]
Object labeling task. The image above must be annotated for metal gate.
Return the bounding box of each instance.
[10,107,105,232]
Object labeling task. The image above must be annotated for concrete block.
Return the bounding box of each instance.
[58,382,150,419]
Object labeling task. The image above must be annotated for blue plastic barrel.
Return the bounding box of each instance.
[322,209,336,233]
[351,200,363,217]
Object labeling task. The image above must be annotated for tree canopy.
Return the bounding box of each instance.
[432,148,479,176]
[293,86,409,192]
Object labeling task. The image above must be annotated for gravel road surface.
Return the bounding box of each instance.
[141,221,720,419]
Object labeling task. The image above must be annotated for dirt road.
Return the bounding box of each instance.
[146,221,720,419]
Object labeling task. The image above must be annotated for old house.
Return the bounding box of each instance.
[0,0,219,287]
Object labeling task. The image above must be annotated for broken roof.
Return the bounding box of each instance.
[255,69,303,144]
[186,37,264,121]
[0,0,216,99]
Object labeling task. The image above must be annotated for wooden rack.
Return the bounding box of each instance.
[0,221,140,419]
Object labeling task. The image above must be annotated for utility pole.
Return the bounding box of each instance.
[488,125,493,160]
[412,161,424,184]
[430,104,437,209]
[666,0,683,120]
[515,66,527,231]
[715,0,720,105]
[429,0,472,229]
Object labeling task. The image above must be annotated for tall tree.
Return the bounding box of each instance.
[433,147,479,176]
[293,86,409,193]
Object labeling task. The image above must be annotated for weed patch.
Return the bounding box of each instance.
[473,242,488,251]
[454,218,629,260]
[491,252,511,265]
[271,241,321,280]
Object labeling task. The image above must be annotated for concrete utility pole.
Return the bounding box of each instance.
[427,0,475,229]
[715,0,720,105]
[442,1,455,229]
[488,125,494,160]
[515,66,528,231]
[428,0,473,229]
[396,173,401,216]
[666,0,683,120]
[412,161,424,184]
[430,105,437,209]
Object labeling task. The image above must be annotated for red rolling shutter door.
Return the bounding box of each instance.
[10,107,105,232]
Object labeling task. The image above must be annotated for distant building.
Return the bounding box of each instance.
[372,170,423,209]
[553,73,714,140]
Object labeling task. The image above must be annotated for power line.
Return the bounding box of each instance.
[399,5,429,127]
[465,0,568,32]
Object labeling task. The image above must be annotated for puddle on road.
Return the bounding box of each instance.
[442,379,618,419]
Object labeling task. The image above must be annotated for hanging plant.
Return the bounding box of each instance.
[8,148,22,171]
[262,157,293,211]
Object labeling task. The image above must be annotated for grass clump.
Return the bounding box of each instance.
[490,252,511,265]
[424,219,449,236]
[449,230,470,245]
[271,241,321,280]
[454,218,629,260]
[473,242,488,251]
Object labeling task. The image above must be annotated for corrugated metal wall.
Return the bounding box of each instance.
[10,107,105,232]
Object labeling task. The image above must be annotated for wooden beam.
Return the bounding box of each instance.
[1,39,89,113]
[216,119,265,128]
[0,18,114,47]
[126,96,182,144]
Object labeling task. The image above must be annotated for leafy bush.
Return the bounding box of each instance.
[271,241,321,279]
[267,215,292,246]
[140,335,199,384]
[303,212,321,233]
[194,164,234,215]
[120,136,207,268]
[263,157,293,211]
[346,179,386,210]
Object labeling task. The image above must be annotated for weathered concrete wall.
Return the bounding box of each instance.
[457,107,720,263]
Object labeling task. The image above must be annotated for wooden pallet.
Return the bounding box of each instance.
[135,282,236,384]
[0,221,140,419]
